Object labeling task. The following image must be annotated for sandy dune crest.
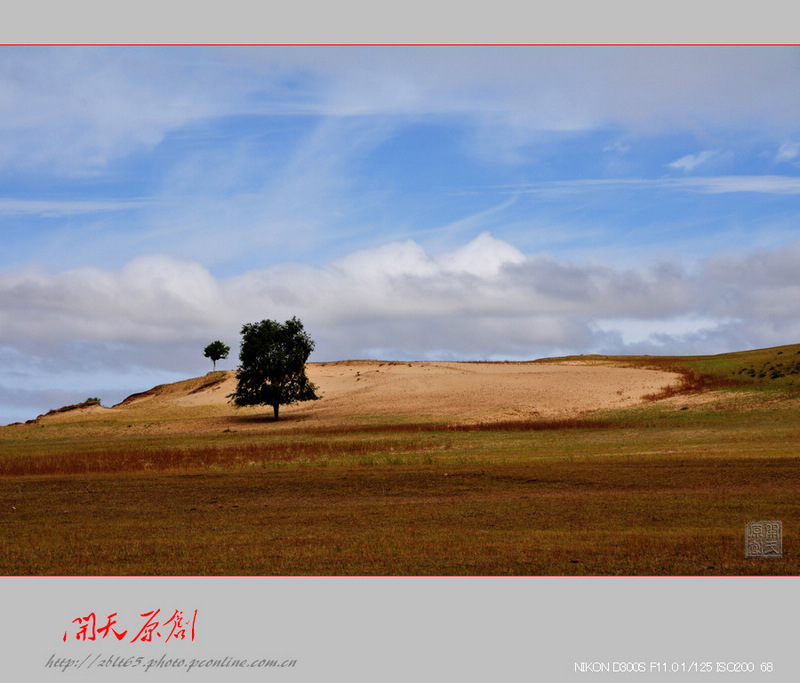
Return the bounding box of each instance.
[117,360,679,425]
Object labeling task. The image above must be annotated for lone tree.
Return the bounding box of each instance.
[229,317,319,421]
[203,340,230,372]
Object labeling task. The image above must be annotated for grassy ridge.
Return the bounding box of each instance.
[548,342,800,394]
[1,345,799,575]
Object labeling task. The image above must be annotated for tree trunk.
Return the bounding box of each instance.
[273,404,280,421]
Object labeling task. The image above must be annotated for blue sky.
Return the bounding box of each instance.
[1,46,799,423]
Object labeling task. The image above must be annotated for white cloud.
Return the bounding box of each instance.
[0,255,233,345]
[331,240,437,282]
[775,142,800,163]
[603,141,631,154]
[436,232,525,277]
[668,150,716,172]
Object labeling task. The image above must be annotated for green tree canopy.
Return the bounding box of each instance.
[203,340,230,371]
[229,317,318,420]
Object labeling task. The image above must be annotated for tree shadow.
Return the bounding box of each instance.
[226,412,307,425]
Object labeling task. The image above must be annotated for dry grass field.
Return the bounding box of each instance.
[1,346,799,575]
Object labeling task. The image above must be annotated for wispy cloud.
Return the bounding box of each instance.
[502,175,800,196]
[0,198,147,216]
[3,47,800,175]
[681,175,800,194]
[668,150,716,172]
[775,142,800,164]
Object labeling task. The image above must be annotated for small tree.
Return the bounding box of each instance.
[203,340,230,372]
[229,317,318,421]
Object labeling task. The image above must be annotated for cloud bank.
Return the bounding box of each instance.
[3,232,799,420]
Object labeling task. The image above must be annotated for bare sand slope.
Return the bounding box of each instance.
[117,360,680,425]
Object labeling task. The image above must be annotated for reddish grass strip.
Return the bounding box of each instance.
[642,367,742,401]
[446,417,617,432]
[0,417,619,476]
[300,416,618,436]
[0,439,434,476]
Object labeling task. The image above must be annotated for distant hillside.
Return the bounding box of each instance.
[539,343,800,392]
[19,360,682,430]
[13,344,799,429]
[115,371,233,406]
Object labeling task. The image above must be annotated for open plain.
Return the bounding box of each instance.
[1,347,799,575]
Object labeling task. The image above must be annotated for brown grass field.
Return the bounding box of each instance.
[1,345,799,575]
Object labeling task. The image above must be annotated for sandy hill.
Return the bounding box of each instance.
[34,360,679,430]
